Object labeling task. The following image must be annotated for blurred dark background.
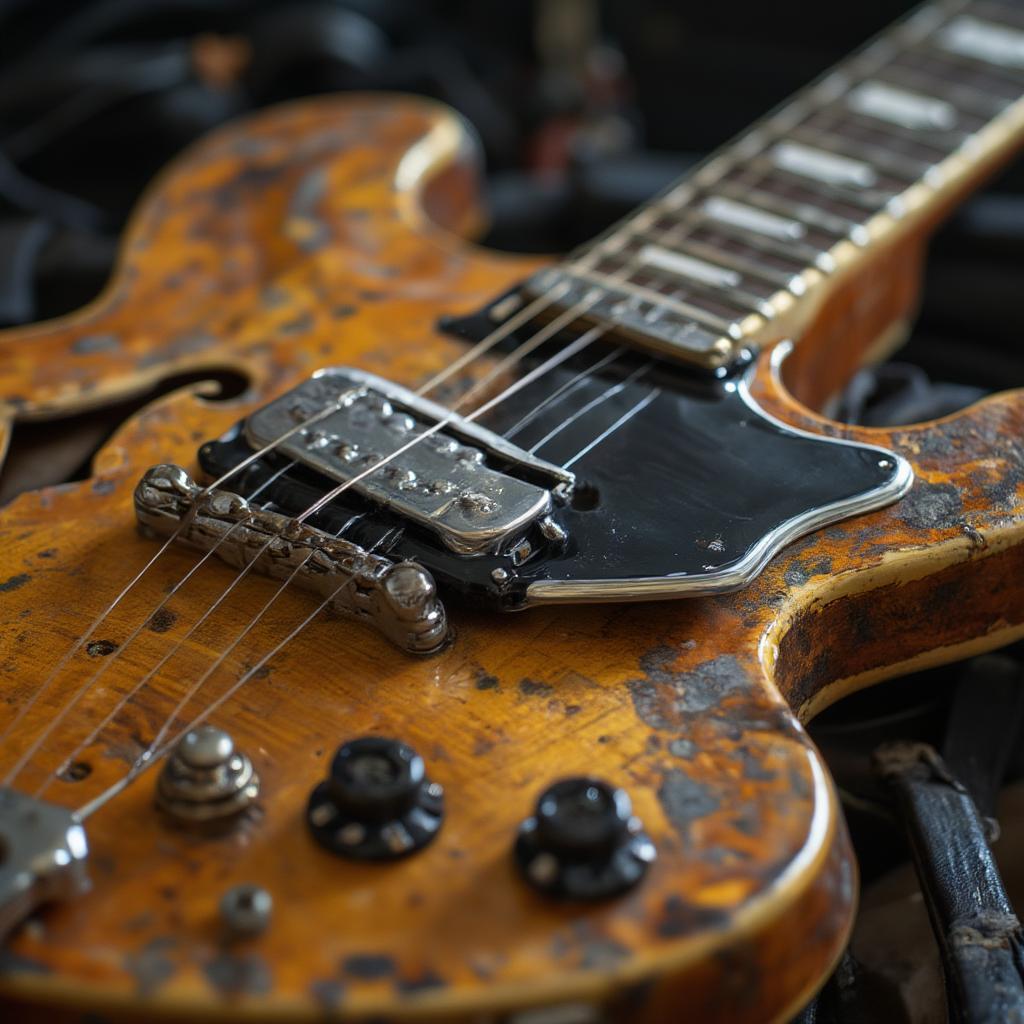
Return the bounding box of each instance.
[1,2,1022,1021]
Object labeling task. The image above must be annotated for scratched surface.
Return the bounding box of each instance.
[0,95,1020,1022]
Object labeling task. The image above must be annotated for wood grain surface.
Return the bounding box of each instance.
[0,94,1021,1023]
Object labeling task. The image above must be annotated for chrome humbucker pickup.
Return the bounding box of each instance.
[245,368,575,556]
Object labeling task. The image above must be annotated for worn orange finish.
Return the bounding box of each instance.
[0,95,1021,1023]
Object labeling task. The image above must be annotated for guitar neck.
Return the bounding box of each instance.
[527,0,1024,369]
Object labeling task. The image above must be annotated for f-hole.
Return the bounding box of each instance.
[0,367,251,505]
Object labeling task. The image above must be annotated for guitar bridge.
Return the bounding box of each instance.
[134,465,449,655]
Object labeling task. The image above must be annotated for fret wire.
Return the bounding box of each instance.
[593,257,763,321]
[811,78,984,156]
[926,52,1024,96]
[657,206,831,270]
[628,183,817,312]
[788,125,935,183]
[748,157,896,212]
[878,63,1007,117]
[562,0,1021,353]
[932,15,1024,79]
[572,0,969,275]
[597,247,776,319]
[829,103,976,155]
[563,266,736,333]
[640,231,799,292]
[905,46,1024,97]
[709,181,862,239]
[630,1,974,323]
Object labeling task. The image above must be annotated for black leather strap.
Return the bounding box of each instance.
[875,741,1024,1024]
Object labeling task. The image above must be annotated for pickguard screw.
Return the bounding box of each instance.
[306,737,444,861]
[220,884,272,938]
[514,777,656,900]
[157,725,259,827]
[491,567,509,585]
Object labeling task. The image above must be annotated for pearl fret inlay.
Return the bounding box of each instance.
[848,80,958,130]
[772,142,878,189]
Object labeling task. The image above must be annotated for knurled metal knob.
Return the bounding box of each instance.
[306,736,444,861]
[156,725,259,826]
[515,777,656,899]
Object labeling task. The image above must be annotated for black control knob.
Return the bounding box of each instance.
[515,777,655,899]
[306,737,444,861]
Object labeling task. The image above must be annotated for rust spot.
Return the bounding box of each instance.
[203,952,272,996]
[474,669,499,690]
[628,651,751,728]
[342,954,395,980]
[655,895,730,938]
[657,769,719,840]
[897,480,963,531]
[71,333,121,354]
[310,978,345,1008]
[395,970,446,995]
[783,556,833,587]
[279,312,314,337]
[518,678,554,698]
[125,937,179,996]
[147,608,177,633]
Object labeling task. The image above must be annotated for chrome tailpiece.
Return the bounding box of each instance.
[134,465,448,655]
[0,788,90,940]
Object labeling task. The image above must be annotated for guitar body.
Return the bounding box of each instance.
[0,94,1021,1023]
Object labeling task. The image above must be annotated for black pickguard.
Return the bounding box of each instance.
[199,337,906,610]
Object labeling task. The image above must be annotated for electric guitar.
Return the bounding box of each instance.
[1,1,1023,1021]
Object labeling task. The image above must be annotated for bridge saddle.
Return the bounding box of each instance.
[134,465,449,655]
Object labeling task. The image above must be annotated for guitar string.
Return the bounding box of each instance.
[563,386,663,469]
[14,3,966,789]
[0,283,571,779]
[73,324,609,817]
[68,2,1001,818]
[0,284,574,786]
[75,323,618,819]
[502,345,627,439]
[59,14,981,812]
[19,82,858,791]
[57,515,398,807]
[4,459,297,787]
[526,359,656,455]
[21,237,660,792]
[40,321,605,795]
[0,403,355,765]
[4,0,931,761]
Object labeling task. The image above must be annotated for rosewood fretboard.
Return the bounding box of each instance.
[524,0,1024,368]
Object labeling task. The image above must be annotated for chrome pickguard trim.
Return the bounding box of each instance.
[524,342,914,603]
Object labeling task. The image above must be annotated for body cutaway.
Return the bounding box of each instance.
[0,87,1021,1024]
